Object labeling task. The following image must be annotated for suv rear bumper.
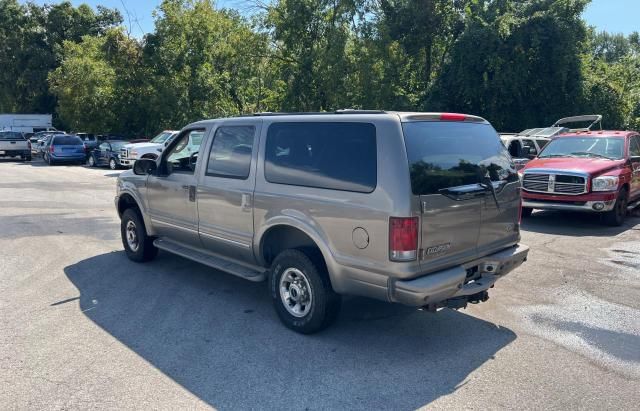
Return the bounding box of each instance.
[390,244,529,307]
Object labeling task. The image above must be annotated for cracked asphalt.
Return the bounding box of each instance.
[1,159,639,410]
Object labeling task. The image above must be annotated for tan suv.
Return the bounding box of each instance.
[115,111,529,333]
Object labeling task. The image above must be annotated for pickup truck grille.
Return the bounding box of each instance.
[120,148,129,159]
[523,173,587,196]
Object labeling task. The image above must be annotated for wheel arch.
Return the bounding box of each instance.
[117,190,156,236]
[256,219,337,287]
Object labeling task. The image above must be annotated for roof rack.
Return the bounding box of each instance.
[250,109,386,117]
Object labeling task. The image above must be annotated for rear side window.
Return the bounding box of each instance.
[403,122,517,195]
[265,122,377,193]
[53,136,83,145]
[206,126,255,179]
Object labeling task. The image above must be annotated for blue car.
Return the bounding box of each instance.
[43,135,86,165]
[87,140,128,170]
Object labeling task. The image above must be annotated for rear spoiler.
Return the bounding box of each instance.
[553,115,602,131]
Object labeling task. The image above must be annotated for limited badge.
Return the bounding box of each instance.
[425,243,451,256]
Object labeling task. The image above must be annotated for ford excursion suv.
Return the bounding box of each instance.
[115,111,529,333]
[521,130,640,226]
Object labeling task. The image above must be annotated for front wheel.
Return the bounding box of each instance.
[602,189,628,226]
[121,208,158,262]
[87,155,96,167]
[270,249,341,334]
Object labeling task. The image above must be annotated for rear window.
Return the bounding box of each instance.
[403,122,517,195]
[0,132,24,140]
[53,136,83,145]
[265,122,377,193]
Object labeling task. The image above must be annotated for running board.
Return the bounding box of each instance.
[153,238,267,282]
[627,199,640,211]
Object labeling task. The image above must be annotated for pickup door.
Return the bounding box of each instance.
[197,123,260,264]
[146,128,206,247]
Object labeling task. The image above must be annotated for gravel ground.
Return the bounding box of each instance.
[1,158,638,410]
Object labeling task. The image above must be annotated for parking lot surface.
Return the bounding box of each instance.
[1,159,639,410]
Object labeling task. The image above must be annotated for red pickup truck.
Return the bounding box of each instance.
[520,130,640,226]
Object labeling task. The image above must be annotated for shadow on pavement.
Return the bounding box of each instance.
[64,251,516,410]
[521,209,639,236]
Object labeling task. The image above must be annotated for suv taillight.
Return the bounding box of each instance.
[389,217,419,261]
[49,145,55,153]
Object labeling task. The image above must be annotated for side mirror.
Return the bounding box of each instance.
[133,158,157,176]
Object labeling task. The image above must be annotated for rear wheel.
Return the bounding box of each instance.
[270,249,341,334]
[521,207,533,218]
[121,208,158,262]
[603,188,628,227]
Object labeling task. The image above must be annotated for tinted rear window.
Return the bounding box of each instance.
[0,132,24,140]
[265,122,377,193]
[53,136,83,145]
[403,122,516,195]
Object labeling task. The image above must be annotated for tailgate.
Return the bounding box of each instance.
[402,120,519,271]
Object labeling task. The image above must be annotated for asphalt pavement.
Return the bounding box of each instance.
[1,158,638,410]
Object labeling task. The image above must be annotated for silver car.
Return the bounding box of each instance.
[115,111,529,333]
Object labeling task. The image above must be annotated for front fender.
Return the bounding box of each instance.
[117,176,155,236]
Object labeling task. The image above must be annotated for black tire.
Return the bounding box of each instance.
[521,207,533,218]
[602,188,628,227]
[270,249,341,334]
[109,158,118,170]
[87,155,96,167]
[121,208,158,262]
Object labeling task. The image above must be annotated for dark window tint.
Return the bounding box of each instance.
[265,122,377,193]
[403,122,517,195]
[53,136,83,145]
[206,126,255,179]
[0,132,24,140]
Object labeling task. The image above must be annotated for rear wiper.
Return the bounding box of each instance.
[480,177,501,210]
[570,152,613,160]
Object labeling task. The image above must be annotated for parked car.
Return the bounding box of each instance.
[76,133,98,153]
[521,129,640,225]
[32,131,64,155]
[119,130,178,167]
[0,131,31,161]
[87,140,129,169]
[43,134,86,165]
[115,111,529,334]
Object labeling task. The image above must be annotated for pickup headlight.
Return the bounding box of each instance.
[130,151,138,158]
[592,176,619,192]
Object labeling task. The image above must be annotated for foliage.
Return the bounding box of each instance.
[2,0,640,135]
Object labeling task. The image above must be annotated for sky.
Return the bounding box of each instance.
[25,0,639,38]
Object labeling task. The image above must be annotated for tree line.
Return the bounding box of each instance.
[1,0,639,136]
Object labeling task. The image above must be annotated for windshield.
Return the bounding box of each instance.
[110,142,127,150]
[0,132,24,140]
[151,132,172,144]
[538,137,624,160]
[403,122,517,195]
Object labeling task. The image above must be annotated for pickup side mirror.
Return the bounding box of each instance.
[133,158,157,176]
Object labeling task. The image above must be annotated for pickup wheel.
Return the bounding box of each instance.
[521,207,533,218]
[121,208,158,262]
[270,249,341,334]
[602,188,628,227]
